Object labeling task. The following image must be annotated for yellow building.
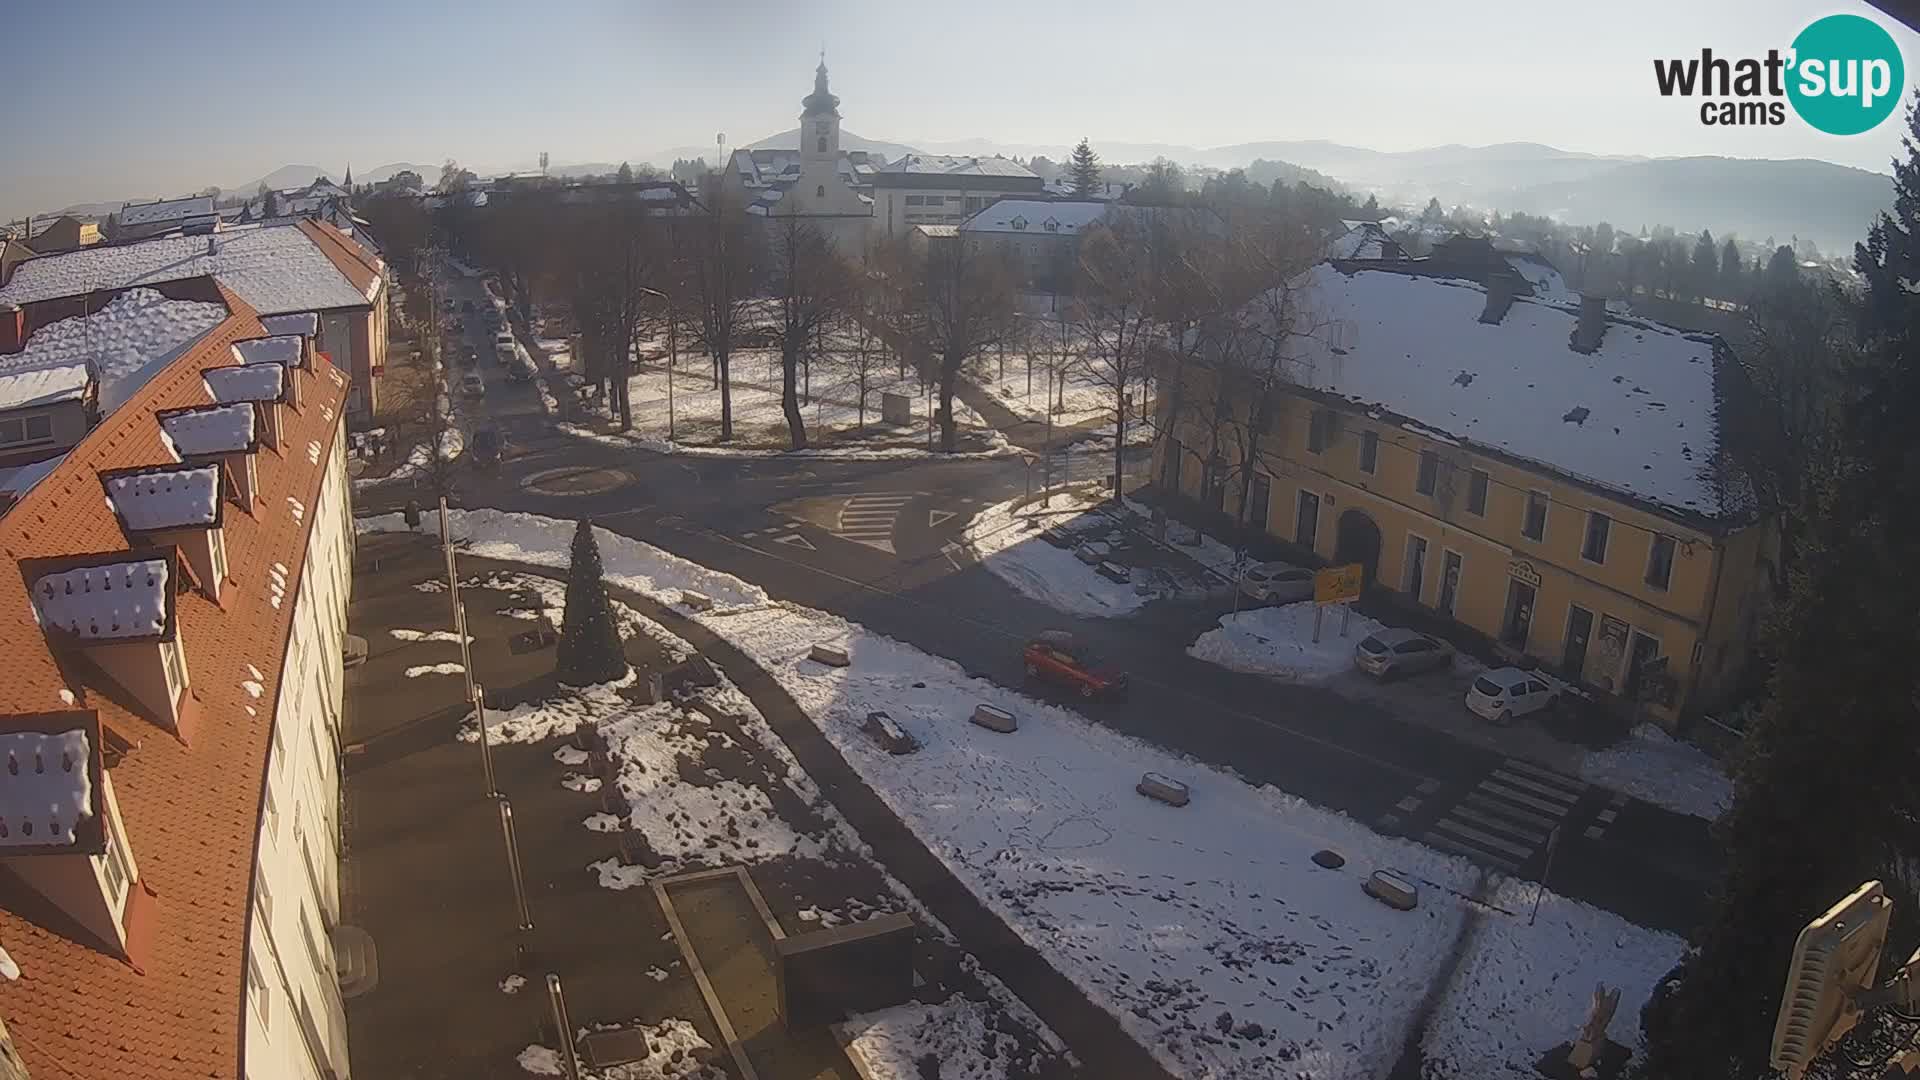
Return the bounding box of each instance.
[1156,263,1775,729]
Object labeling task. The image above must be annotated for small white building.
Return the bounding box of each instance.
[868,154,1043,239]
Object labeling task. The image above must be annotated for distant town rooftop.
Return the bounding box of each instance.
[960,200,1109,235]
[114,195,217,227]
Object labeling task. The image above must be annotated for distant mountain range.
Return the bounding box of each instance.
[37,138,1889,256]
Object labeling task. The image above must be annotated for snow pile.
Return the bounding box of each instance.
[465,672,640,746]
[961,492,1146,617]
[0,729,94,848]
[519,1018,724,1079]
[404,662,464,678]
[159,402,255,456]
[1578,724,1732,821]
[1187,602,1388,682]
[841,996,1036,1080]
[0,288,228,413]
[389,628,470,644]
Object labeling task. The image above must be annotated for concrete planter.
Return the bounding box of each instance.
[809,644,851,668]
[1096,561,1132,584]
[1136,772,1190,807]
[1363,870,1418,911]
[970,704,1018,733]
[863,711,919,755]
[679,590,714,612]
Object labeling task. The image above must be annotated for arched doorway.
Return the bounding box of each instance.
[1334,509,1383,585]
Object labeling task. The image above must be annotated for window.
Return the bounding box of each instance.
[1646,534,1676,590]
[254,868,274,925]
[0,414,53,447]
[905,195,925,206]
[247,954,272,1023]
[210,529,229,583]
[1582,511,1611,564]
[816,137,827,153]
[1307,410,1328,454]
[815,184,826,198]
[263,781,279,838]
[1467,469,1489,516]
[1523,491,1548,541]
[161,639,186,694]
[300,904,331,977]
[1437,550,1462,615]
[99,819,129,912]
[1416,451,1439,495]
[1358,430,1378,474]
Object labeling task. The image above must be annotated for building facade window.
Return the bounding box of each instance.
[1308,410,1328,454]
[1358,430,1378,474]
[1523,491,1548,541]
[1467,469,1489,515]
[161,639,186,694]
[246,954,271,1023]
[1645,534,1676,590]
[1582,511,1611,564]
[0,414,54,447]
[1415,451,1439,496]
[815,185,826,198]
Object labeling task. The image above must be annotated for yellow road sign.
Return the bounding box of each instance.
[1315,563,1364,605]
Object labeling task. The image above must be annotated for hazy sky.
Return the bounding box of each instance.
[4,0,1917,221]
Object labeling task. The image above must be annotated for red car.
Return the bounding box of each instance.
[1023,631,1129,700]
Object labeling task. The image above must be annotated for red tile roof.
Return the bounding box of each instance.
[296,218,383,301]
[0,281,350,1079]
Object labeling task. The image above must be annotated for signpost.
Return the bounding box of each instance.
[1312,563,1365,643]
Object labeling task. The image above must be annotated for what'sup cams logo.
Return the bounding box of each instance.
[1654,13,1904,134]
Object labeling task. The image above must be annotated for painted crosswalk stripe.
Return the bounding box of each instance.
[1497,757,1588,790]
[1490,769,1585,806]
[1432,817,1536,861]
[1421,830,1521,872]
[1463,792,1562,832]
[1477,780,1575,817]
[1448,804,1550,844]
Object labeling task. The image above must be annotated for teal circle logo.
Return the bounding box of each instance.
[1787,14,1904,135]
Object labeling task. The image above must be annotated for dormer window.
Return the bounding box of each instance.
[1011,216,1028,231]
[203,364,287,449]
[157,404,258,510]
[25,551,189,736]
[233,335,308,409]
[102,464,227,603]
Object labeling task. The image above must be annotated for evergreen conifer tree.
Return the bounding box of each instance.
[1637,102,1920,1080]
[554,519,628,686]
[1069,139,1102,197]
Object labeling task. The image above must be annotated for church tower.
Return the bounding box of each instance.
[800,56,841,166]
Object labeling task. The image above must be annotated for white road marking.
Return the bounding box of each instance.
[928,509,956,527]
[772,534,817,551]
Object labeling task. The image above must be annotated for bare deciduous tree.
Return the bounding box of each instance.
[681,192,756,442]
[769,212,853,450]
[1068,217,1163,493]
[838,275,890,432]
[563,203,662,430]
[916,237,1016,452]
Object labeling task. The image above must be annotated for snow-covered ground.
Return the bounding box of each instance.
[363,509,1688,1080]
[960,490,1147,617]
[1578,723,1732,821]
[580,356,1014,458]
[1187,602,1390,683]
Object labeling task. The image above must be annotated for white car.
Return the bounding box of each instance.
[1465,667,1558,725]
[460,372,486,398]
[1238,561,1315,604]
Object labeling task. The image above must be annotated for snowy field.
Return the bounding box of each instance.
[362,509,1687,1080]
[1578,723,1732,821]
[1187,603,1391,683]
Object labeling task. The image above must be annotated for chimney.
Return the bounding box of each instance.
[1479,274,1519,324]
[0,304,22,354]
[1572,294,1608,353]
[206,235,216,257]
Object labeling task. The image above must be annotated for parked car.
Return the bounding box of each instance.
[1238,561,1315,604]
[1465,667,1559,725]
[460,345,478,367]
[460,372,486,398]
[1023,630,1128,700]
[1354,628,1454,679]
[469,428,502,467]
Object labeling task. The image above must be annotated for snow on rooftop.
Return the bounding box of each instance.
[203,364,284,403]
[878,154,1037,179]
[1285,265,1727,516]
[231,336,303,367]
[0,288,228,413]
[0,363,88,411]
[961,200,1107,235]
[104,465,221,531]
[1507,254,1576,305]
[0,455,64,503]
[257,312,317,338]
[0,223,372,315]
[32,558,169,640]
[0,730,94,847]
[1328,222,1401,261]
[115,195,216,227]
[159,403,255,457]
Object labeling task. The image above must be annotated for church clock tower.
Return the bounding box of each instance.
[800,56,841,165]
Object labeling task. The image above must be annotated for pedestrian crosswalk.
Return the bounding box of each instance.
[1410,757,1590,874]
[836,492,917,554]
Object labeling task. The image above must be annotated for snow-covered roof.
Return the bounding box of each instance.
[0,288,229,414]
[203,364,284,404]
[1283,265,1729,518]
[31,558,170,640]
[1505,253,1574,305]
[0,223,374,314]
[0,729,94,848]
[1327,222,1406,261]
[116,196,216,227]
[0,456,64,504]
[231,336,303,367]
[158,403,256,458]
[960,200,1108,235]
[257,312,317,338]
[0,364,88,411]
[876,154,1036,179]
[104,465,222,531]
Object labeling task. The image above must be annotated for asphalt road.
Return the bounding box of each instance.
[391,276,1721,938]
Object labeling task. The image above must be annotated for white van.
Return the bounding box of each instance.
[494,330,516,358]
